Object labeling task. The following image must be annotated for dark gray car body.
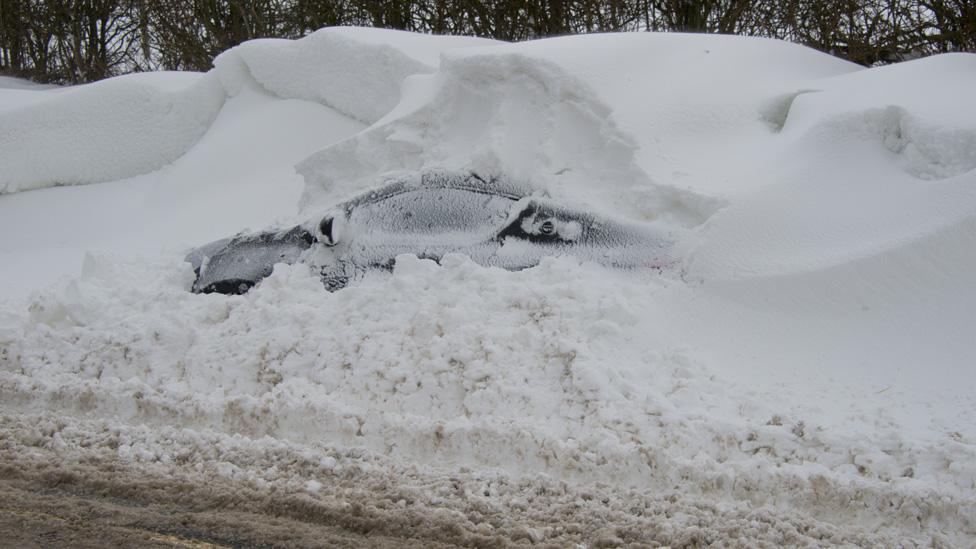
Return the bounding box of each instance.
[188,171,671,294]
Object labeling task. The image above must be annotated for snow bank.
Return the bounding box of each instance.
[0,72,225,194]
[215,27,498,124]
[3,251,974,543]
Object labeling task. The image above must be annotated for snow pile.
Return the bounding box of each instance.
[0,72,225,193]
[1,28,976,544]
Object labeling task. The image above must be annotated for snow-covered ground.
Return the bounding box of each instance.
[1,27,974,545]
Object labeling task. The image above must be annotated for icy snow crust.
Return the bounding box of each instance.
[2,28,976,544]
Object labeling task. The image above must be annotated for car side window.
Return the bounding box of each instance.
[496,200,584,244]
[347,188,516,238]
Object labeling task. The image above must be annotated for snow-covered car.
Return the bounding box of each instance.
[187,171,672,294]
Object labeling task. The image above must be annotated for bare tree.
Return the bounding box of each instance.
[2,0,974,83]
[919,0,976,52]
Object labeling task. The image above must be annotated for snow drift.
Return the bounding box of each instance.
[0,72,224,193]
[216,26,498,123]
[0,27,493,194]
